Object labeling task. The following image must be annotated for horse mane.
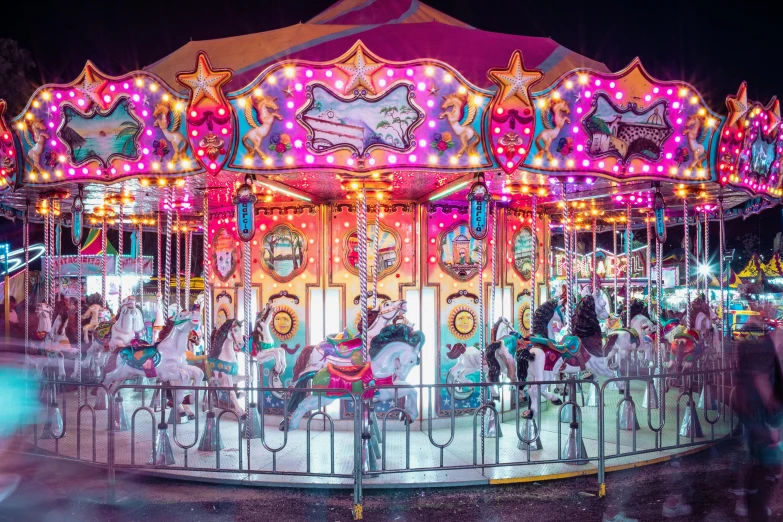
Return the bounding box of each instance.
[532,300,557,337]
[485,341,503,383]
[52,299,69,336]
[572,295,604,357]
[369,324,424,359]
[688,295,710,329]
[358,308,380,334]
[446,343,466,360]
[157,318,175,343]
[491,317,505,341]
[210,319,234,359]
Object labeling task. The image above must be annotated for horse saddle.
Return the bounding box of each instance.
[94,321,114,343]
[312,362,393,399]
[611,327,640,346]
[529,334,587,370]
[119,342,160,376]
[325,329,362,355]
[327,363,371,382]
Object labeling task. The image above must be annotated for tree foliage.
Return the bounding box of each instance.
[0,39,37,115]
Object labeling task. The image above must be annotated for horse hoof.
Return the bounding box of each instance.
[582,372,594,380]
[278,420,288,432]
[521,409,533,420]
[187,413,195,420]
[551,399,563,406]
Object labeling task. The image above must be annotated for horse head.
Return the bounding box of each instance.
[377,299,407,321]
[158,309,200,355]
[257,301,274,328]
[492,317,516,341]
[152,102,170,124]
[258,95,279,112]
[439,93,463,117]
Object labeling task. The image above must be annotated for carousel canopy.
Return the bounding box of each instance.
[0,0,777,223]
[146,0,608,93]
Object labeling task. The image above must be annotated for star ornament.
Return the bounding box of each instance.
[726,82,749,128]
[335,46,383,95]
[77,63,109,109]
[767,97,780,133]
[488,51,542,107]
[176,52,232,109]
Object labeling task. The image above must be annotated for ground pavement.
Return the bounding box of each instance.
[0,438,780,521]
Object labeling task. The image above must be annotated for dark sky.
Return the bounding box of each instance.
[1,0,781,263]
[2,0,781,105]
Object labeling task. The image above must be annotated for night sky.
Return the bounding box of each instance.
[1,0,781,265]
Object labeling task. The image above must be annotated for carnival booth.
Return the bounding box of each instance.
[0,0,774,506]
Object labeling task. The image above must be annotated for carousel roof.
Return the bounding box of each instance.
[145,0,608,93]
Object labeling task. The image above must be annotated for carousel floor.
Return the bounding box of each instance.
[23,379,733,489]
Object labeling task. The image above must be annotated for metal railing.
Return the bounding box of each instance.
[12,367,738,520]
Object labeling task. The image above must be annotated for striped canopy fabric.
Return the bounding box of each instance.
[145,0,607,93]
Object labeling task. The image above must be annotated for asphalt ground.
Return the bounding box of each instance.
[0,438,781,521]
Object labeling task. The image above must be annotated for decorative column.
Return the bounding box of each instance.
[372,198,381,309]
[101,217,107,308]
[592,217,597,294]
[164,189,173,316]
[683,198,690,326]
[646,216,652,317]
[612,220,618,315]
[202,193,211,357]
[118,204,124,304]
[357,189,369,361]
[562,184,572,331]
[531,195,538,320]
[626,202,632,327]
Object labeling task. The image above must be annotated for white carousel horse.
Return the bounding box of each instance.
[518,297,618,419]
[108,296,145,351]
[283,324,424,430]
[605,301,657,367]
[445,317,522,401]
[206,319,247,415]
[690,299,715,353]
[82,302,111,344]
[290,298,409,384]
[152,292,166,342]
[28,303,69,379]
[72,307,113,380]
[103,308,204,419]
[251,302,287,398]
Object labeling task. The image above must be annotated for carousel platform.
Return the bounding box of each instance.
[23,378,733,489]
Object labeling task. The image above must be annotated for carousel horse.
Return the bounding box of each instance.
[107,296,145,351]
[152,292,166,342]
[28,302,69,379]
[82,299,111,344]
[517,296,618,419]
[72,307,113,380]
[290,298,409,383]
[605,299,657,367]
[445,317,523,401]
[282,323,424,431]
[250,302,287,397]
[666,328,703,372]
[689,295,714,353]
[206,319,246,416]
[103,308,204,420]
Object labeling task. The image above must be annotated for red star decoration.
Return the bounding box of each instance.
[726,82,749,128]
[77,63,109,109]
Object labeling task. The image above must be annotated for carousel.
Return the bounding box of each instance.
[0,0,770,515]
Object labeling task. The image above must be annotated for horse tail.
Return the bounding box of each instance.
[286,371,317,413]
[292,345,316,381]
[242,135,254,154]
[485,341,503,383]
[467,134,479,156]
[515,347,535,390]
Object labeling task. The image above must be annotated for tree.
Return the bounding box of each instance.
[0,39,37,116]
[740,233,760,260]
